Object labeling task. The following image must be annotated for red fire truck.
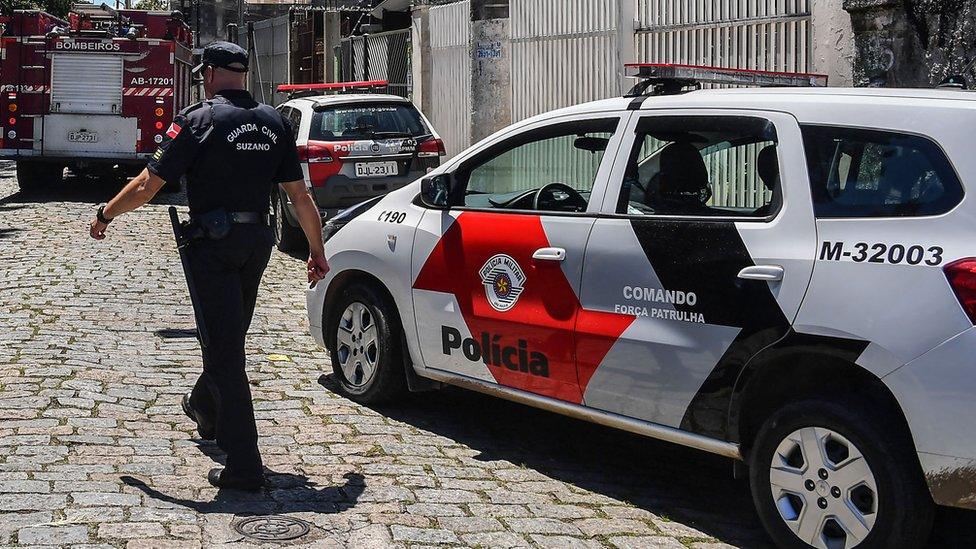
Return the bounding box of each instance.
[0,4,193,191]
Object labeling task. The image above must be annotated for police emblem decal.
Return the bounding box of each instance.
[387,234,397,252]
[479,254,526,312]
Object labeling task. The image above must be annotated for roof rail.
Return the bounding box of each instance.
[625,63,829,97]
[277,80,390,98]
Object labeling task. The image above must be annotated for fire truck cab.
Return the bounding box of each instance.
[0,4,193,191]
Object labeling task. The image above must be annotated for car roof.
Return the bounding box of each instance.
[531,87,976,123]
[287,93,413,109]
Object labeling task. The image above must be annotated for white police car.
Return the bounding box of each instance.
[272,81,444,251]
[307,64,976,548]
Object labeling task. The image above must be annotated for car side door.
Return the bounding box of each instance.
[576,110,817,439]
[410,112,630,403]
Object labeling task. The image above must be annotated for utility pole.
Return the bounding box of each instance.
[469,0,511,142]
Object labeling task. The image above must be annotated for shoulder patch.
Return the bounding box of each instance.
[165,121,182,139]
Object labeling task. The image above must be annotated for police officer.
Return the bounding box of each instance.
[88,42,329,490]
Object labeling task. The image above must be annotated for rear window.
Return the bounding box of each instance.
[802,125,963,218]
[310,103,428,141]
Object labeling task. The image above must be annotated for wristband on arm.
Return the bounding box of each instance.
[96,205,114,225]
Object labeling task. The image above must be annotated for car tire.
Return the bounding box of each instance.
[325,283,407,404]
[272,190,305,253]
[749,396,933,549]
[16,161,63,192]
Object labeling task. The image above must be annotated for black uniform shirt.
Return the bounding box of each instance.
[148,89,304,215]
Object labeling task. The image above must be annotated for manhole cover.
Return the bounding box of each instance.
[234,515,310,541]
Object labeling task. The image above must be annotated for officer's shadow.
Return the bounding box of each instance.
[120,443,365,515]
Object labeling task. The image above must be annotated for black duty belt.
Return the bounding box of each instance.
[227,211,269,225]
[184,210,270,242]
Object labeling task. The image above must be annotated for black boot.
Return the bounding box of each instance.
[207,467,265,491]
[182,393,216,440]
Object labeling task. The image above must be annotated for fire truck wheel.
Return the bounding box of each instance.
[16,161,63,192]
[272,189,305,253]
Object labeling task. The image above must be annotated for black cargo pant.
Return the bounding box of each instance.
[186,225,273,477]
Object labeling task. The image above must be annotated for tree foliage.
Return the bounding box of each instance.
[0,0,75,18]
[134,0,168,10]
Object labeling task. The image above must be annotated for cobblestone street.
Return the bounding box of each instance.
[1,166,974,549]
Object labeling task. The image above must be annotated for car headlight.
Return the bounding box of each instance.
[323,220,340,242]
[322,196,385,242]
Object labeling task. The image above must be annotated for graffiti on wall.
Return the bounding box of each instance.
[847,0,976,87]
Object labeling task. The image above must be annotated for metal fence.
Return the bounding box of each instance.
[338,29,412,98]
[635,0,811,74]
[633,0,811,208]
[510,0,626,121]
[415,0,814,196]
[427,0,471,159]
[246,13,291,106]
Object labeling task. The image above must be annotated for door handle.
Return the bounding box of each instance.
[532,247,566,262]
[738,265,784,281]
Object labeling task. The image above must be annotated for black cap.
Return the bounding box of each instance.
[192,41,248,75]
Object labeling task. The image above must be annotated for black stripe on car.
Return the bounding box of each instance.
[627,219,791,439]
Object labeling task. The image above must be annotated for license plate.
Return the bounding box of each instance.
[68,131,98,143]
[354,161,398,178]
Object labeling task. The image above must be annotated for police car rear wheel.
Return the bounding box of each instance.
[326,284,406,404]
[272,190,304,252]
[749,397,933,549]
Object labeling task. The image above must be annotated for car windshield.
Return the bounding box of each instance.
[310,103,428,141]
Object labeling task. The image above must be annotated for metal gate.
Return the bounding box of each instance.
[427,0,471,159]
[635,0,811,73]
[247,13,290,105]
[510,0,627,121]
[634,1,812,209]
[338,29,412,99]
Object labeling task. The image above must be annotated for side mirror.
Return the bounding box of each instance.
[420,174,453,208]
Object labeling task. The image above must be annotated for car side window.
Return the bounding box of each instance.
[456,118,618,213]
[617,116,780,218]
[801,125,963,218]
[287,108,303,133]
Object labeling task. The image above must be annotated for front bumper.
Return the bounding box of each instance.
[307,273,331,348]
[312,172,423,211]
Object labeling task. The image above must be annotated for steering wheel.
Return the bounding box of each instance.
[533,182,588,212]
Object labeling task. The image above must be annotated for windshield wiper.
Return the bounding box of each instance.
[370,131,414,139]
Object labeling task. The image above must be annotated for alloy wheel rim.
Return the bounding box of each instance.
[274,198,284,242]
[335,301,379,388]
[769,426,878,549]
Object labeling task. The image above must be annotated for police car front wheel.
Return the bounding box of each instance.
[749,397,933,549]
[325,283,407,404]
[272,190,305,252]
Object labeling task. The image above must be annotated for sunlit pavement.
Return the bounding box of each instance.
[0,165,973,548]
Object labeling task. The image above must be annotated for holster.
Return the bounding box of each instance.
[186,208,231,241]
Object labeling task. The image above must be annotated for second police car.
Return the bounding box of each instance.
[272,81,445,251]
[306,64,976,548]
